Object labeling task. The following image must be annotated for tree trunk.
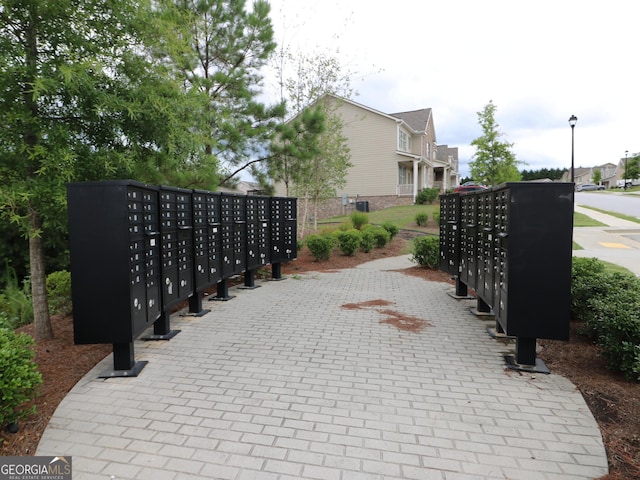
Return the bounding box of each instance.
[29,211,53,340]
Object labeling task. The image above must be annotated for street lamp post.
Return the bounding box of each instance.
[569,115,577,184]
[624,150,628,190]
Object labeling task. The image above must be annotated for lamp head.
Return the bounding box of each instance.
[568,115,577,127]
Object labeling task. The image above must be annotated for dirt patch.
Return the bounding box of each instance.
[341,299,395,310]
[377,309,430,332]
[340,298,430,333]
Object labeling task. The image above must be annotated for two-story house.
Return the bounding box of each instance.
[274,94,459,218]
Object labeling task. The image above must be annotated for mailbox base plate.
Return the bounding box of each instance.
[469,307,494,317]
[211,295,235,301]
[487,327,516,340]
[143,329,181,341]
[504,354,550,374]
[448,292,475,300]
[99,360,148,378]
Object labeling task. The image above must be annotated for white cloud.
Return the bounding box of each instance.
[264,0,639,176]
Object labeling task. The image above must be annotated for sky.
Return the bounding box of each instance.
[260,0,638,178]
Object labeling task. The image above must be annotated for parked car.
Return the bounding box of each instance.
[576,183,605,192]
[454,182,488,193]
[616,179,640,188]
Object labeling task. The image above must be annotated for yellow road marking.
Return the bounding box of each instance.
[599,242,631,249]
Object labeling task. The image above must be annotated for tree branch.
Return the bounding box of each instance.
[220,155,274,185]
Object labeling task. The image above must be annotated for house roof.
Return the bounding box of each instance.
[389,109,432,133]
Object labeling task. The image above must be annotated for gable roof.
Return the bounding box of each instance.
[389,108,432,133]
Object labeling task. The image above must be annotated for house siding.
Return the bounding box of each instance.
[335,99,400,197]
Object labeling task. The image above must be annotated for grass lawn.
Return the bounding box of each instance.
[319,204,440,231]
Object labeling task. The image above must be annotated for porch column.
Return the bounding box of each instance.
[413,159,419,202]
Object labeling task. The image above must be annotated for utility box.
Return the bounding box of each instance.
[355,200,369,212]
[67,180,162,375]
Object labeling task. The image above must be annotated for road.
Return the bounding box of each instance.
[574,191,640,219]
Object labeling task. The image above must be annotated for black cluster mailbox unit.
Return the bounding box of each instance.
[67,180,297,377]
[67,181,161,376]
[439,182,574,371]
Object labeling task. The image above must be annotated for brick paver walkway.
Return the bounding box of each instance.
[37,256,608,479]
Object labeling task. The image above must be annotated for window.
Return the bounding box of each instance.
[398,129,412,152]
[398,166,412,184]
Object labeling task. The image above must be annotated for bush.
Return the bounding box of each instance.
[411,235,440,268]
[359,228,376,253]
[433,210,441,226]
[47,270,72,316]
[571,257,607,322]
[571,257,640,380]
[381,221,399,239]
[415,212,429,227]
[363,225,391,248]
[350,211,369,230]
[305,234,336,261]
[0,329,42,428]
[0,268,33,330]
[415,188,440,205]
[336,229,361,256]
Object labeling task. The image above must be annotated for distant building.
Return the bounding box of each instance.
[273,94,459,218]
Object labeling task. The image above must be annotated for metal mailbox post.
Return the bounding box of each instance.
[493,182,573,366]
[151,185,194,339]
[440,182,574,370]
[189,190,223,314]
[439,193,467,297]
[67,180,162,376]
[269,197,297,279]
[243,196,270,288]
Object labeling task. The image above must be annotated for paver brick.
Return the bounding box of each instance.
[36,260,609,480]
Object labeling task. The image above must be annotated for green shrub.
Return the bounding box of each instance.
[337,221,352,232]
[571,258,640,380]
[433,210,441,226]
[46,270,72,316]
[415,212,429,227]
[585,279,640,380]
[570,257,608,322]
[381,221,399,239]
[0,329,42,428]
[415,188,440,205]
[305,234,336,261]
[363,225,391,248]
[350,211,369,230]
[336,229,361,256]
[359,228,376,253]
[411,236,440,268]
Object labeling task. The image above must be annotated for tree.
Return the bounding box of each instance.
[155,0,284,187]
[624,155,640,184]
[291,96,351,235]
[520,168,566,181]
[270,50,354,236]
[0,0,192,339]
[469,101,523,186]
[592,168,602,185]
